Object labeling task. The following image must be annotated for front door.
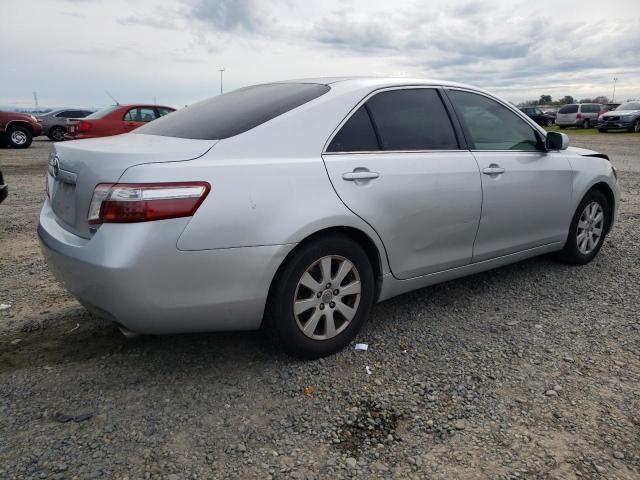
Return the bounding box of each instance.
[446,89,572,262]
[322,88,482,279]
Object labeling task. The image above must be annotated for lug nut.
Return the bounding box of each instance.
[317,292,322,298]
[326,283,331,288]
[329,301,335,308]
[319,303,325,310]
[333,289,339,295]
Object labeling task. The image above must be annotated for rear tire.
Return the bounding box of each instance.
[49,125,66,142]
[556,190,609,265]
[266,235,374,359]
[582,119,590,129]
[6,126,32,148]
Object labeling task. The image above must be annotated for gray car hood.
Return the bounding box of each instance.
[602,109,640,116]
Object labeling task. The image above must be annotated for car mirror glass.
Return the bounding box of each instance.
[546,131,569,151]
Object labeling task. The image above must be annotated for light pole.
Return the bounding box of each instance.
[219,68,225,95]
[611,77,618,102]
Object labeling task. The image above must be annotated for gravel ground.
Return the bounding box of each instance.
[1,135,639,480]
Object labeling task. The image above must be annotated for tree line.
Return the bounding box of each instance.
[518,94,610,108]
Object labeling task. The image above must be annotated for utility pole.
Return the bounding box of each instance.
[219,68,225,95]
[33,92,39,110]
[611,77,618,102]
[153,96,157,105]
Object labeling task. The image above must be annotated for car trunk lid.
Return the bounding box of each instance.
[47,133,217,238]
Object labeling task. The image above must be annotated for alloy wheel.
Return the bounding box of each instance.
[293,255,361,340]
[576,202,604,255]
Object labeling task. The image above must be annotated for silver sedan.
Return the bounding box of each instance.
[39,78,619,358]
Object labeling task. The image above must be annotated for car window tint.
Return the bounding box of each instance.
[136,83,330,140]
[558,105,579,114]
[365,89,458,150]
[327,106,379,152]
[448,90,539,151]
[55,111,73,118]
[124,107,157,122]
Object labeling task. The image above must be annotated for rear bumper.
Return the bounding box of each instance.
[38,199,294,334]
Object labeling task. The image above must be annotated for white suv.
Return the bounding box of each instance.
[555,103,602,129]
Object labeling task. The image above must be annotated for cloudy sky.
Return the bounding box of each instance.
[1,0,639,108]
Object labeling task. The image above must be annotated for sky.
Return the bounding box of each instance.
[1,0,639,109]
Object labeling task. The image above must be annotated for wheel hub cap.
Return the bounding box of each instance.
[576,202,604,255]
[293,255,362,341]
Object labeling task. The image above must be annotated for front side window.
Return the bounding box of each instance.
[124,107,157,122]
[558,105,579,114]
[617,102,640,111]
[448,90,540,151]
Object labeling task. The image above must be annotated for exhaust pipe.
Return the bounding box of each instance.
[118,325,142,340]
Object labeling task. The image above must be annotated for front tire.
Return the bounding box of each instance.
[6,126,32,148]
[557,190,609,265]
[630,119,640,133]
[266,235,374,359]
[545,118,553,127]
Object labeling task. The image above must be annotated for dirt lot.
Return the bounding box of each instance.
[1,135,639,479]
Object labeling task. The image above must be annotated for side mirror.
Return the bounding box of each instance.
[546,131,569,151]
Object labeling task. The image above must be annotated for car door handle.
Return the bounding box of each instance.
[342,171,380,181]
[482,165,506,175]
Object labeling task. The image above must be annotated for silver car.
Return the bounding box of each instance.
[555,103,602,129]
[37,108,95,141]
[39,78,619,358]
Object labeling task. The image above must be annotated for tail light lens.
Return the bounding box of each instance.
[78,120,91,132]
[88,182,210,224]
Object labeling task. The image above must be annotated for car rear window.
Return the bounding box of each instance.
[135,83,331,140]
[84,106,119,119]
[558,105,579,114]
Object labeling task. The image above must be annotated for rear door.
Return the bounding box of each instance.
[123,107,158,132]
[322,87,482,279]
[445,89,572,262]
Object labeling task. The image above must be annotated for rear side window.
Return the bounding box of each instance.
[136,83,331,140]
[559,105,579,114]
[156,107,174,117]
[365,89,458,150]
[327,106,379,152]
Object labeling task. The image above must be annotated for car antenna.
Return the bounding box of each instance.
[105,91,120,106]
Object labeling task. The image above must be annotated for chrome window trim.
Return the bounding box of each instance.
[322,85,461,154]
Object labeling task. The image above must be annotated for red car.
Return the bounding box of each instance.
[0,111,43,148]
[65,104,175,140]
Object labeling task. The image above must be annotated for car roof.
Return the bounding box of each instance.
[277,76,478,90]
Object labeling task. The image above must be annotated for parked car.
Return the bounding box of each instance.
[598,101,640,133]
[543,108,558,121]
[0,170,7,204]
[39,78,619,358]
[37,108,96,141]
[65,104,175,140]
[599,103,620,116]
[519,106,554,127]
[555,103,602,129]
[0,111,43,148]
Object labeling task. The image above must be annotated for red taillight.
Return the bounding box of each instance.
[87,182,210,224]
[78,120,91,132]
[576,113,582,120]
